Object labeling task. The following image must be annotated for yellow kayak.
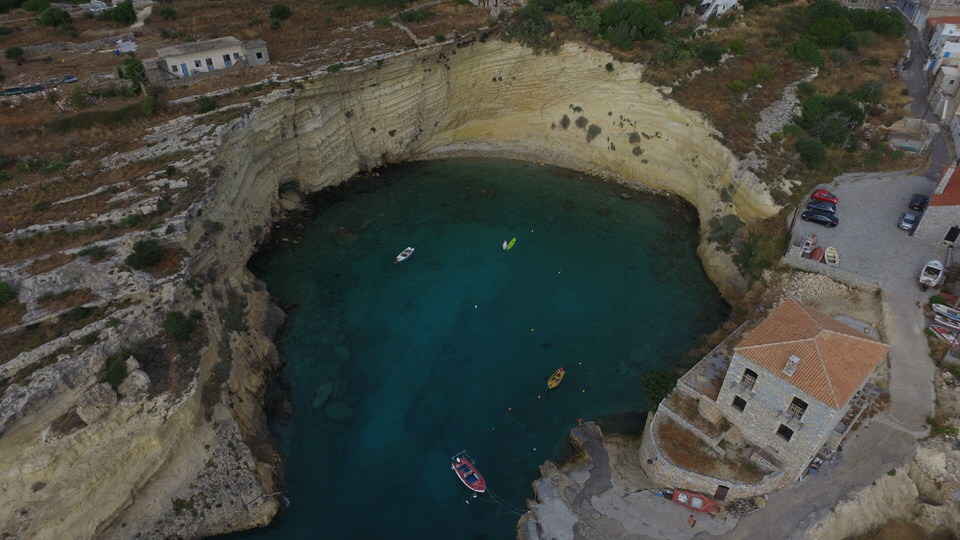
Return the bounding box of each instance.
[547,367,565,389]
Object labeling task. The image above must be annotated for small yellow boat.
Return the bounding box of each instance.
[547,367,565,389]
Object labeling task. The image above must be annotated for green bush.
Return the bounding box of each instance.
[728,37,747,54]
[586,124,602,142]
[785,36,824,67]
[851,79,884,104]
[37,6,71,26]
[795,93,865,146]
[0,281,15,307]
[795,136,825,167]
[4,46,23,61]
[374,16,391,27]
[750,63,773,84]
[163,310,197,343]
[327,63,343,73]
[727,79,747,93]
[158,6,177,20]
[796,80,816,98]
[22,0,49,12]
[270,3,292,20]
[656,0,677,21]
[125,239,164,270]
[503,3,562,54]
[558,2,600,35]
[270,18,281,30]
[697,41,723,66]
[639,371,678,408]
[98,0,135,23]
[398,9,431,22]
[103,353,127,389]
[196,95,216,114]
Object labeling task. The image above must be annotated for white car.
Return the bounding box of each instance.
[899,212,917,231]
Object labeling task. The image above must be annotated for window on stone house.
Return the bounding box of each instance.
[788,397,808,419]
[741,368,757,389]
[732,396,746,412]
[233,52,240,60]
[776,424,794,441]
[171,64,178,72]
[256,52,263,59]
[195,60,202,68]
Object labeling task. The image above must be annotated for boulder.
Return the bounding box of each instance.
[118,369,151,399]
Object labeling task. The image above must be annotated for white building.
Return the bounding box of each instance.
[153,37,269,80]
[695,0,739,20]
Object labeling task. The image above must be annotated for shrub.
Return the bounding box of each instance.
[125,239,164,270]
[98,0,135,23]
[22,0,49,12]
[270,18,281,30]
[640,371,678,408]
[605,62,614,72]
[327,63,342,73]
[37,6,71,26]
[103,353,127,389]
[795,136,825,167]
[503,3,562,54]
[656,0,677,21]
[728,37,747,54]
[697,41,724,66]
[4,46,23,62]
[196,95,216,114]
[786,36,824,67]
[158,6,177,20]
[750,63,773,84]
[374,16,391,27]
[586,124,602,142]
[851,79,884,104]
[398,9,430,22]
[727,79,747,93]
[434,34,445,42]
[270,3,292,20]
[796,80,816,98]
[0,281,15,307]
[163,310,197,343]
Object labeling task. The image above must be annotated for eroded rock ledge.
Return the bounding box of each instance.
[0,38,778,539]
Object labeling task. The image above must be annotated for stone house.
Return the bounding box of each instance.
[927,65,960,122]
[144,37,270,84]
[915,165,960,247]
[694,0,739,21]
[712,299,888,482]
[640,299,888,500]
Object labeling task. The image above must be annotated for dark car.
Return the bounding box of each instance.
[909,193,929,211]
[801,210,839,227]
[806,200,837,214]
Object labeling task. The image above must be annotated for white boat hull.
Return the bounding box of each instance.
[933,303,960,322]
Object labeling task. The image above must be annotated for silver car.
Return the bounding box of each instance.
[899,212,917,231]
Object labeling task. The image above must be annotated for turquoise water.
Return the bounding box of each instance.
[241,159,727,539]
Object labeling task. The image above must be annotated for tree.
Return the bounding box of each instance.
[36,6,71,27]
[270,3,291,20]
[795,136,825,167]
[196,95,217,114]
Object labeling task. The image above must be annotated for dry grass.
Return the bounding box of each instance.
[24,252,76,275]
[663,391,731,438]
[0,303,104,363]
[36,287,97,312]
[658,418,766,483]
[0,301,27,330]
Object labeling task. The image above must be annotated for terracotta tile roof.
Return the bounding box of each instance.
[931,166,960,207]
[734,299,888,408]
[928,17,960,29]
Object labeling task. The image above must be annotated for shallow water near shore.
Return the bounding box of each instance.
[239,158,727,539]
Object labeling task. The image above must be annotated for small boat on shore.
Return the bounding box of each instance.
[661,488,721,513]
[547,367,565,389]
[824,246,839,267]
[502,237,516,251]
[801,233,818,257]
[935,314,960,330]
[394,247,415,264]
[810,246,824,263]
[931,324,960,346]
[451,452,486,493]
[933,303,960,322]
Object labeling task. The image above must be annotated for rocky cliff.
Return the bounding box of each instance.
[0,38,778,539]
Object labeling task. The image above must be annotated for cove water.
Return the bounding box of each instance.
[239,158,727,539]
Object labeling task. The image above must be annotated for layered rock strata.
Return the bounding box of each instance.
[0,38,779,539]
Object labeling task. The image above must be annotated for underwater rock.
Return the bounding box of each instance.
[312,382,334,410]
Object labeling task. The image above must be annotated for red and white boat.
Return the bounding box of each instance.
[661,488,720,513]
[931,324,960,347]
[451,452,486,493]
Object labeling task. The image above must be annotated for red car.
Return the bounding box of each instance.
[811,188,838,204]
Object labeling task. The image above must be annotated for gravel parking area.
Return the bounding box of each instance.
[789,173,951,299]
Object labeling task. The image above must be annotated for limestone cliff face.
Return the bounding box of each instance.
[0,38,778,540]
[220,39,778,300]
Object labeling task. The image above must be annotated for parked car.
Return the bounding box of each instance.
[806,200,837,214]
[899,212,917,231]
[801,210,839,227]
[811,189,838,204]
[909,193,929,211]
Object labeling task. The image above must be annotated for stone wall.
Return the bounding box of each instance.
[715,355,847,481]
